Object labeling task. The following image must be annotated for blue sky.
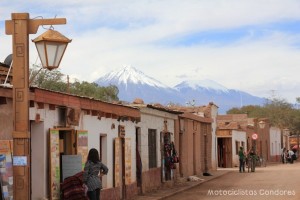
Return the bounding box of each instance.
[1,0,300,104]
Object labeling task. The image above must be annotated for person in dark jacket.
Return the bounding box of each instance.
[238,146,246,173]
[83,148,108,200]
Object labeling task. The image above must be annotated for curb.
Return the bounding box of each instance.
[158,171,232,200]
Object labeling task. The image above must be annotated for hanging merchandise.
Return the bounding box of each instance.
[164,140,179,170]
[171,142,179,163]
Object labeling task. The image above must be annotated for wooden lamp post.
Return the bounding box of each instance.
[5,13,71,200]
[258,120,266,160]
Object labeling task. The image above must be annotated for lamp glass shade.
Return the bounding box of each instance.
[258,120,266,129]
[32,29,71,70]
[35,41,68,70]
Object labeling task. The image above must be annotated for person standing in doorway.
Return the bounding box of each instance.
[238,146,246,173]
[83,148,109,200]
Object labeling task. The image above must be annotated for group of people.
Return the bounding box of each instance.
[238,146,257,173]
[281,147,297,164]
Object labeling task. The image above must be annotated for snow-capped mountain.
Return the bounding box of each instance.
[95,66,182,104]
[175,79,229,93]
[99,65,170,89]
[95,66,265,113]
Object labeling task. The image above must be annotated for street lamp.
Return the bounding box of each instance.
[259,120,266,129]
[5,13,70,200]
[32,29,71,70]
[258,120,266,163]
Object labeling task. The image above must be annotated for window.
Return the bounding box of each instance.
[148,129,157,168]
[236,141,240,155]
[201,123,208,135]
[179,119,184,132]
[193,121,197,131]
[241,141,245,148]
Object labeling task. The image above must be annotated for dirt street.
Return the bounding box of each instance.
[164,162,300,200]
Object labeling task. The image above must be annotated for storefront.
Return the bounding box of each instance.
[1,86,141,200]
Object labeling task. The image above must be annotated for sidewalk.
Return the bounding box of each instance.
[132,169,231,200]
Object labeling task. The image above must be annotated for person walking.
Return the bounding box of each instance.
[281,147,286,163]
[83,148,109,200]
[247,148,257,172]
[238,146,246,173]
[287,149,295,164]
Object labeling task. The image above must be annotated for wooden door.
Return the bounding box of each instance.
[224,138,232,168]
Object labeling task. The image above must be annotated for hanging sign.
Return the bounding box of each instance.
[13,156,27,166]
[252,133,258,140]
[118,125,125,138]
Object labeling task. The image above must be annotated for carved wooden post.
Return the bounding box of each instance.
[5,13,66,199]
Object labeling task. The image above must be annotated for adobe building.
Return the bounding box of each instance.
[0,86,141,200]
[130,101,182,194]
[216,114,248,168]
[169,104,214,177]
[246,118,271,163]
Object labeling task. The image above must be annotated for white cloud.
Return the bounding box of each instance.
[1,0,300,103]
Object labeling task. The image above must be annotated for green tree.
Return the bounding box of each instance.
[30,67,67,92]
[227,97,300,133]
[227,105,265,118]
[264,98,294,128]
[29,65,119,102]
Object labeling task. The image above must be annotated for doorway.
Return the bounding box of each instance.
[135,127,142,191]
[100,134,108,188]
[59,129,77,181]
[217,137,232,168]
[49,129,88,199]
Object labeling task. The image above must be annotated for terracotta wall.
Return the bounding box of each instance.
[142,167,161,193]
[200,123,212,173]
[193,122,201,175]
[0,98,13,140]
[179,119,212,177]
[101,187,120,200]
[125,182,138,199]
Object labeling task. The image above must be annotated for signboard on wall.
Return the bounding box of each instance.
[76,130,88,169]
[49,129,60,200]
[216,130,232,137]
[114,137,132,187]
[0,140,13,200]
[124,138,131,185]
[62,155,82,181]
[118,125,125,138]
[114,138,121,187]
[13,156,27,166]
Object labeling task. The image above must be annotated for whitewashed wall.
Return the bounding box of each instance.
[270,126,281,157]
[30,104,138,199]
[31,106,57,199]
[232,130,247,167]
[210,105,218,170]
[136,107,177,172]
